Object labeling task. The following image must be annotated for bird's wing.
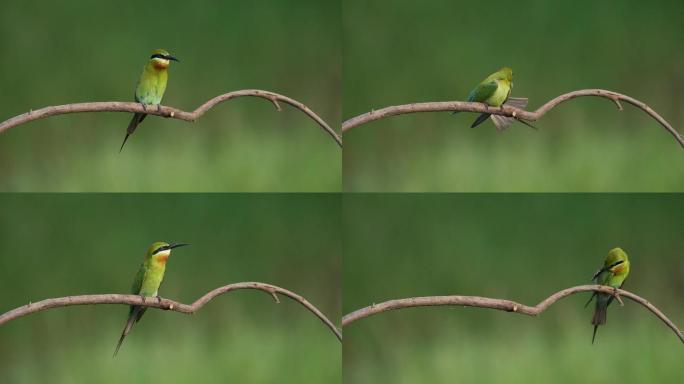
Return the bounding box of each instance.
[467,81,498,102]
[470,112,492,128]
[128,264,150,322]
[130,263,146,294]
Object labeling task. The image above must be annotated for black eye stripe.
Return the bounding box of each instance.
[150,53,168,60]
[153,245,169,254]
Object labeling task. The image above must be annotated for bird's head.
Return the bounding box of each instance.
[498,67,513,82]
[148,49,179,70]
[605,247,630,275]
[146,241,189,264]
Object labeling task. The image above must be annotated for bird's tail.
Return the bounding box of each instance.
[592,324,599,345]
[490,97,531,131]
[113,306,142,357]
[591,298,608,344]
[119,113,146,152]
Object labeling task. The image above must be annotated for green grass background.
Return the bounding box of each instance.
[343,194,684,383]
[0,0,341,191]
[0,194,341,383]
[342,0,684,191]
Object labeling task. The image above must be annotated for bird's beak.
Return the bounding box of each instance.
[168,242,190,250]
[168,56,180,62]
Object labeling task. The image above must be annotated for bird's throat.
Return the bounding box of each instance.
[151,61,169,70]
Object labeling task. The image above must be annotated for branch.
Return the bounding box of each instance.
[342,284,684,343]
[0,89,342,147]
[342,89,684,148]
[0,281,342,342]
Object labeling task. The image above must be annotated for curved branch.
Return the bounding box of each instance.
[0,281,342,342]
[342,285,684,343]
[0,89,342,147]
[342,89,684,148]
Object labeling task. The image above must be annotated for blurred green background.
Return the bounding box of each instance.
[343,0,684,191]
[343,194,684,383]
[0,0,340,191]
[0,194,340,383]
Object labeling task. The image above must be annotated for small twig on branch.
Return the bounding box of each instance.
[0,281,342,342]
[341,89,684,148]
[0,89,342,147]
[342,284,684,343]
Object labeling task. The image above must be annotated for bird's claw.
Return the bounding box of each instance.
[140,294,146,304]
[140,103,147,112]
[156,104,162,113]
[612,287,624,306]
[155,295,162,303]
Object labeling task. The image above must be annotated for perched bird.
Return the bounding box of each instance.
[457,67,533,130]
[585,247,630,344]
[119,49,180,152]
[113,241,189,356]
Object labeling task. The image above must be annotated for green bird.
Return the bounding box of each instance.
[113,241,189,356]
[119,49,179,152]
[458,67,533,130]
[585,247,630,344]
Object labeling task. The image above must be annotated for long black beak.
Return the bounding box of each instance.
[167,55,180,62]
[168,242,190,250]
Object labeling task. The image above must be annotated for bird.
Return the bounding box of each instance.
[584,247,630,344]
[113,241,189,357]
[119,49,179,152]
[457,67,534,130]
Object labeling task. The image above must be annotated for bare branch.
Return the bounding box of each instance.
[342,285,684,343]
[342,89,684,148]
[0,281,342,342]
[0,89,342,147]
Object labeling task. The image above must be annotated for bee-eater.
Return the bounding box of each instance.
[113,241,189,356]
[119,49,179,152]
[457,67,533,130]
[585,247,630,344]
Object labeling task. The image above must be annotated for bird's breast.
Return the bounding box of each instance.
[486,80,510,107]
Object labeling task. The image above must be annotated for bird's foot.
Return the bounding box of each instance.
[140,103,147,112]
[155,295,162,303]
[612,287,624,306]
[156,104,162,113]
[140,294,147,304]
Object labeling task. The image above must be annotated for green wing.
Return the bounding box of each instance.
[467,81,498,102]
[130,263,146,294]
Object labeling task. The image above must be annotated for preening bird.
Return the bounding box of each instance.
[585,247,630,344]
[119,49,179,152]
[457,67,534,130]
[113,241,189,357]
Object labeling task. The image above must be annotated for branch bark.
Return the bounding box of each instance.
[342,285,684,343]
[0,89,342,147]
[0,281,342,342]
[342,89,684,148]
